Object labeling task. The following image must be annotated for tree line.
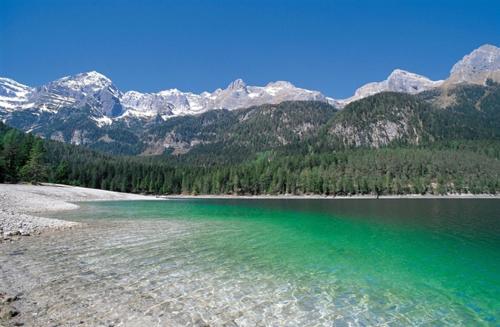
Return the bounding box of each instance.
[1,122,498,195]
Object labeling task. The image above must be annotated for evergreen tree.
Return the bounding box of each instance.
[20,140,47,184]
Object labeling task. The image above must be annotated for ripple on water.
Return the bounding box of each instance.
[1,199,499,326]
[0,220,356,326]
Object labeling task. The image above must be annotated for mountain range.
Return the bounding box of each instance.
[0,44,499,156]
[0,72,334,121]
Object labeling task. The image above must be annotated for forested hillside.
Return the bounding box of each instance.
[1,122,499,195]
[3,81,499,160]
[322,81,500,148]
[1,79,500,195]
[145,101,336,158]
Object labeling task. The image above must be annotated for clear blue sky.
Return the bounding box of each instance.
[0,0,499,98]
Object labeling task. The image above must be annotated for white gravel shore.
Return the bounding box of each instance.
[2,184,497,240]
[0,183,155,239]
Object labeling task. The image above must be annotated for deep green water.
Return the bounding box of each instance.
[3,199,499,326]
[63,198,500,325]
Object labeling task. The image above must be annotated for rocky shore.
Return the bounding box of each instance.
[0,184,157,326]
[0,183,155,241]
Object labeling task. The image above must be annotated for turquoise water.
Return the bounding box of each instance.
[2,199,499,326]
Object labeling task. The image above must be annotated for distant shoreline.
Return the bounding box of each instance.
[163,193,500,200]
[2,183,498,241]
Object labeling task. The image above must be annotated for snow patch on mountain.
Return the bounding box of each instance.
[34,71,123,117]
[0,78,33,111]
[121,78,333,119]
[121,91,175,118]
[1,44,499,128]
[92,116,113,127]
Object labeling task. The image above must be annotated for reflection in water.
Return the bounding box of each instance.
[1,199,499,326]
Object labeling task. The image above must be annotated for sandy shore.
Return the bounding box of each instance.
[0,183,156,239]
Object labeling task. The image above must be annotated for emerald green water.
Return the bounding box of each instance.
[2,199,499,326]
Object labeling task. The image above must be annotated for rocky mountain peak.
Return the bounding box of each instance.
[227,78,247,90]
[448,44,500,85]
[266,81,295,89]
[337,69,443,107]
[158,88,183,96]
[388,69,415,80]
[387,69,443,92]
[52,71,116,94]
[0,78,33,111]
[0,78,32,97]
[29,71,123,117]
[2,43,500,125]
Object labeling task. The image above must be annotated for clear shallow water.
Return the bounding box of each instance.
[1,199,499,326]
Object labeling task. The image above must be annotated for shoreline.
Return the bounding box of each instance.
[163,193,500,200]
[1,183,498,240]
[1,184,498,325]
[0,183,158,240]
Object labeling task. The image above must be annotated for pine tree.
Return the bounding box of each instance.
[20,140,47,184]
[54,161,69,183]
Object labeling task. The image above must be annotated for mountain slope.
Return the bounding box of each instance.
[1,43,500,158]
[447,44,500,85]
[0,73,335,123]
[0,78,33,111]
[337,69,443,107]
[2,121,499,195]
[28,71,123,116]
[4,82,499,157]
[336,44,500,105]
[325,82,500,148]
[326,93,434,148]
[144,101,337,159]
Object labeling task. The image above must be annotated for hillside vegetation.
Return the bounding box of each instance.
[1,122,499,196]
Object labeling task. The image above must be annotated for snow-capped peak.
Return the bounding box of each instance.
[26,70,124,117]
[120,90,175,119]
[80,70,112,82]
[158,88,184,96]
[266,81,295,88]
[0,77,33,97]
[0,77,33,111]
[52,71,115,94]
[227,78,247,90]
[3,43,500,126]
[0,73,336,123]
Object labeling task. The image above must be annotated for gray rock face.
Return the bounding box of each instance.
[329,117,417,148]
[122,79,335,118]
[1,72,335,127]
[31,71,124,117]
[447,44,500,85]
[120,91,176,119]
[0,71,123,121]
[338,69,443,107]
[209,79,333,110]
[327,95,428,148]
[335,44,500,106]
[1,43,499,130]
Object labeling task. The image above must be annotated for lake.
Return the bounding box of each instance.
[1,199,499,326]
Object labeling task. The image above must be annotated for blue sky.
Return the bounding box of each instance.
[0,0,499,98]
